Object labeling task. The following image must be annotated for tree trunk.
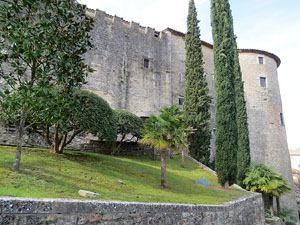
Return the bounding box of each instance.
[50,143,63,154]
[51,142,65,154]
[161,150,167,188]
[181,148,185,168]
[223,181,229,189]
[152,147,157,161]
[169,149,174,159]
[58,142,66,154]
[12,110,27,171]
[269,196,274,216]
[262,193,269,211]
[111,143,118,155]
[111,135,125,155]
[276,197,280,217]
[58,133,68,154]
[50,125,63,154]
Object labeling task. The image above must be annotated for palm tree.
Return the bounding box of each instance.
[269,174,291,217]
[243,163,291,216]
[141,105,192,188]
[141,115,169,188]
[159,105,191,168]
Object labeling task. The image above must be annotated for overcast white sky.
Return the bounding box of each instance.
[79,0,300,150]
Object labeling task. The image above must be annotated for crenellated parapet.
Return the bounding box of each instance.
[86,8,165,40]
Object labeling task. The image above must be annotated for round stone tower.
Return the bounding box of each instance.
[239,49,298,218]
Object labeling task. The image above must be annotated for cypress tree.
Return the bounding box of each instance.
[234,41,251,186]
[184,0,211,166]
[211,0,238,187]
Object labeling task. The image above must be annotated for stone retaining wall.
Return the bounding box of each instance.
[79,140,153,156]
[0,194,265,225]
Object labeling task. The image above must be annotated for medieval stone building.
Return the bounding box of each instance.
[0,8,297,215]
[83,9,298,215]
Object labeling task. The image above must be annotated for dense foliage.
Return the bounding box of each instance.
[234,41,251,186]
[211,0,238,187]
[0,0,94,169]
[184,0,211,166]
[111,110,144,155]
[31,88,117,154]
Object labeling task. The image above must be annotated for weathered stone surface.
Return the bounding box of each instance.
[266,217,285,225]
[78,190,101,198]
[117,179,126,185]
[0,198,53,214]
[0,193,265,225]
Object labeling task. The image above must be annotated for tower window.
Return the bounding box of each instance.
[280,113,284,126]
[260,77,266,88]
[143,58,150,68]
[179,73,183,81]
[258,56,264,64]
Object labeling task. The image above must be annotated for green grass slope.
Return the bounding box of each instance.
[0,146,247,204]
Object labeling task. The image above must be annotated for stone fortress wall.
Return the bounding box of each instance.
[238,51,297,213]
[84,9,217,160]
[83,9,298,216]
[0,8,297,218]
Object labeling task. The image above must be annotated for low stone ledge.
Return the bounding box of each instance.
[0,193,265,225]
[0,198,54,214]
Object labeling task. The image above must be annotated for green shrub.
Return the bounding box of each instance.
[30,88,117,153]
[111,110,144,155]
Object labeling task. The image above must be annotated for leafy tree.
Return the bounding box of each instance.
[111,110,144,155]
[243,163,291,217]
[140,105,192,188]
[233,41,251,187]
[211,0,238,187]
[0,86,47,166]
[30,88,116,154]
[184,0,211,166]
[0,0,94,170]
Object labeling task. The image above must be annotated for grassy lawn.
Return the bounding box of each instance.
[0,146,247,204]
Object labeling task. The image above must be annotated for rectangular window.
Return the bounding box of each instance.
[178,96,184,106]
[280,113,284,126]
[143,58,149,68]
[258,56,264,64]
[140,117,149,123]
[179,73,183,81]
[260,77,266,87]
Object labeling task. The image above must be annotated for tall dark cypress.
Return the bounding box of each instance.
[211,0,238,187]
[234,41,251,186]
[184,0,211,166]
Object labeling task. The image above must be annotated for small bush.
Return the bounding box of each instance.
[111,110,144,155]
